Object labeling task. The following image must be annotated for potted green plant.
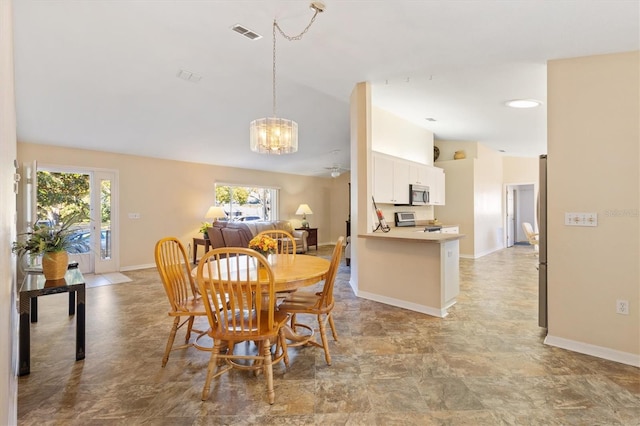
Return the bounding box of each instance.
[12,212,88,280]
[199,222,212,239]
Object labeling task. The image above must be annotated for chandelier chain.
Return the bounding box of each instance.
[271,7,322,117]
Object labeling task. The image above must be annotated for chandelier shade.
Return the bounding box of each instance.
[249,117,298,154]
[249,2,324,155]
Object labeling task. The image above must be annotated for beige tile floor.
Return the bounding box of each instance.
[17,245,640,425]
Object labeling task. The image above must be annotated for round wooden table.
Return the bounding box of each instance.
[192,254,330,291]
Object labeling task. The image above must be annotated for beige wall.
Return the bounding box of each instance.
[0,0,18,422]
[371,106,434,165]
[434,142,504,258]
[503,156,538,184]
[473,149,504,256]
[547,51,639,361]
[17,143,347,269]
[433,159,475,255]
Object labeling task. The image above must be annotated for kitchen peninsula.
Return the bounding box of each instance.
[357,229,464,317]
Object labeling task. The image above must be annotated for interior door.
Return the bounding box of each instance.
[505,186,515,247]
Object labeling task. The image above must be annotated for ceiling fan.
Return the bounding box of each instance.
[324,165,347,178]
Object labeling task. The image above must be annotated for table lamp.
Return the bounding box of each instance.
[205,206,227,222]
[296,204,313,228]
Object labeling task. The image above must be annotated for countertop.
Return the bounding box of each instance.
[359,227,465,243]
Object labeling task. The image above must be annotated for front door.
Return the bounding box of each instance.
[24,163,119,274]
[93,170,118,273]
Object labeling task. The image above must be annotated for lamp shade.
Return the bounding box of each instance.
[250,117,298,154]
[296,203,313,228]
[205,206,227,220]
[295,204,313,216]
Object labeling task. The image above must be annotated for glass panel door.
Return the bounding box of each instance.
[29,166,119,274]
[94,171,118,273]
[36,169,92,272]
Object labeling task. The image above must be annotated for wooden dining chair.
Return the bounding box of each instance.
[278,236,344,366]
[522,222,539,251]
[196,247,290,404]
[154,237,207,367]
[256,229,297,254]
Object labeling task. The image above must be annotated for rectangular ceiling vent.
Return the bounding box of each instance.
[231,24,262,40]
[176,69,202,83]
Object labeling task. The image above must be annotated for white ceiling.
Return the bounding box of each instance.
[12,1,639,177]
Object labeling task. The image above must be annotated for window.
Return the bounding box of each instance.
[214,184,278,221]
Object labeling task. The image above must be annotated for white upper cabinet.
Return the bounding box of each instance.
[372,152,410,204]
[428,167,446,205]
[373,151,444,205]
[409,164,430,186]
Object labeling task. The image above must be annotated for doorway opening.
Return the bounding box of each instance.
[24,164,119,274]
[505,184,535,248]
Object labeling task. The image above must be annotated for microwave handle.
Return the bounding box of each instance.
[423,191,429,203]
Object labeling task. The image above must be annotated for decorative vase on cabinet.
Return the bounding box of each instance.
[454,150,466,160]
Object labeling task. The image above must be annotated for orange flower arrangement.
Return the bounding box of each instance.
[248,234,277,256]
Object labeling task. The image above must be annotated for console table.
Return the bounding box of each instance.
[192,237,211,265]
[297,227,318,250]
[19,268,86,376]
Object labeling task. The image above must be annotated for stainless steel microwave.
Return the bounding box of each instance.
[409,184,430,205]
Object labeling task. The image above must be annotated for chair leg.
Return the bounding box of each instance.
[201,342,222,401]
[327,313,338,341]
[317,314,331,366]
[279,329,289,368]
[289,313,297,329]
[162,317,180,367]
[185,316,195,343]
[262,338,275,405]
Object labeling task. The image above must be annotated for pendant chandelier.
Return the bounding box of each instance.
[249,2,325,154]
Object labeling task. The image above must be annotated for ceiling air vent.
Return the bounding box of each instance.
[231,24,262,40]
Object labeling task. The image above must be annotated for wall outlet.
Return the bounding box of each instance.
[616,299,629,315]
[128,213,141,219]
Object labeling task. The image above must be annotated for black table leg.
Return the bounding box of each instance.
[76,287,85,360]
[19,311,31,376]
[30,297,38,323]
[68,292,75,315]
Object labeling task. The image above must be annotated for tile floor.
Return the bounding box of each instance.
[17,245,640,425]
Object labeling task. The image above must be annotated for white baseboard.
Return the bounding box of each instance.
[460,246,504,259]
[120,263,155,272]
[544,334,640,367]
[356,289,450,318]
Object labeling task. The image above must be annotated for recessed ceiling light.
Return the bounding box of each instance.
[505,99,542,108]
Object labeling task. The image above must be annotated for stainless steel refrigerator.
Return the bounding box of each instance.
[538,154,547,329]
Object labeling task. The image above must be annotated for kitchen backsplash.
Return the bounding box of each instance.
[376,204,435,227]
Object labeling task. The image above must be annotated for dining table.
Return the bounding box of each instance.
[192,253,331,342]
[193,253,330,292]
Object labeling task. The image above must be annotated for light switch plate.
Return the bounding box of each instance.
[565,212,597,226]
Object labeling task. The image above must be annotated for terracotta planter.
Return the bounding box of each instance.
[42,251,69,280]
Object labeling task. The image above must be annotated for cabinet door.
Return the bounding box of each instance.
[373,154,394,203]
[409,164,429,186]
[393,162,410,204]
[430,167,446,205]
